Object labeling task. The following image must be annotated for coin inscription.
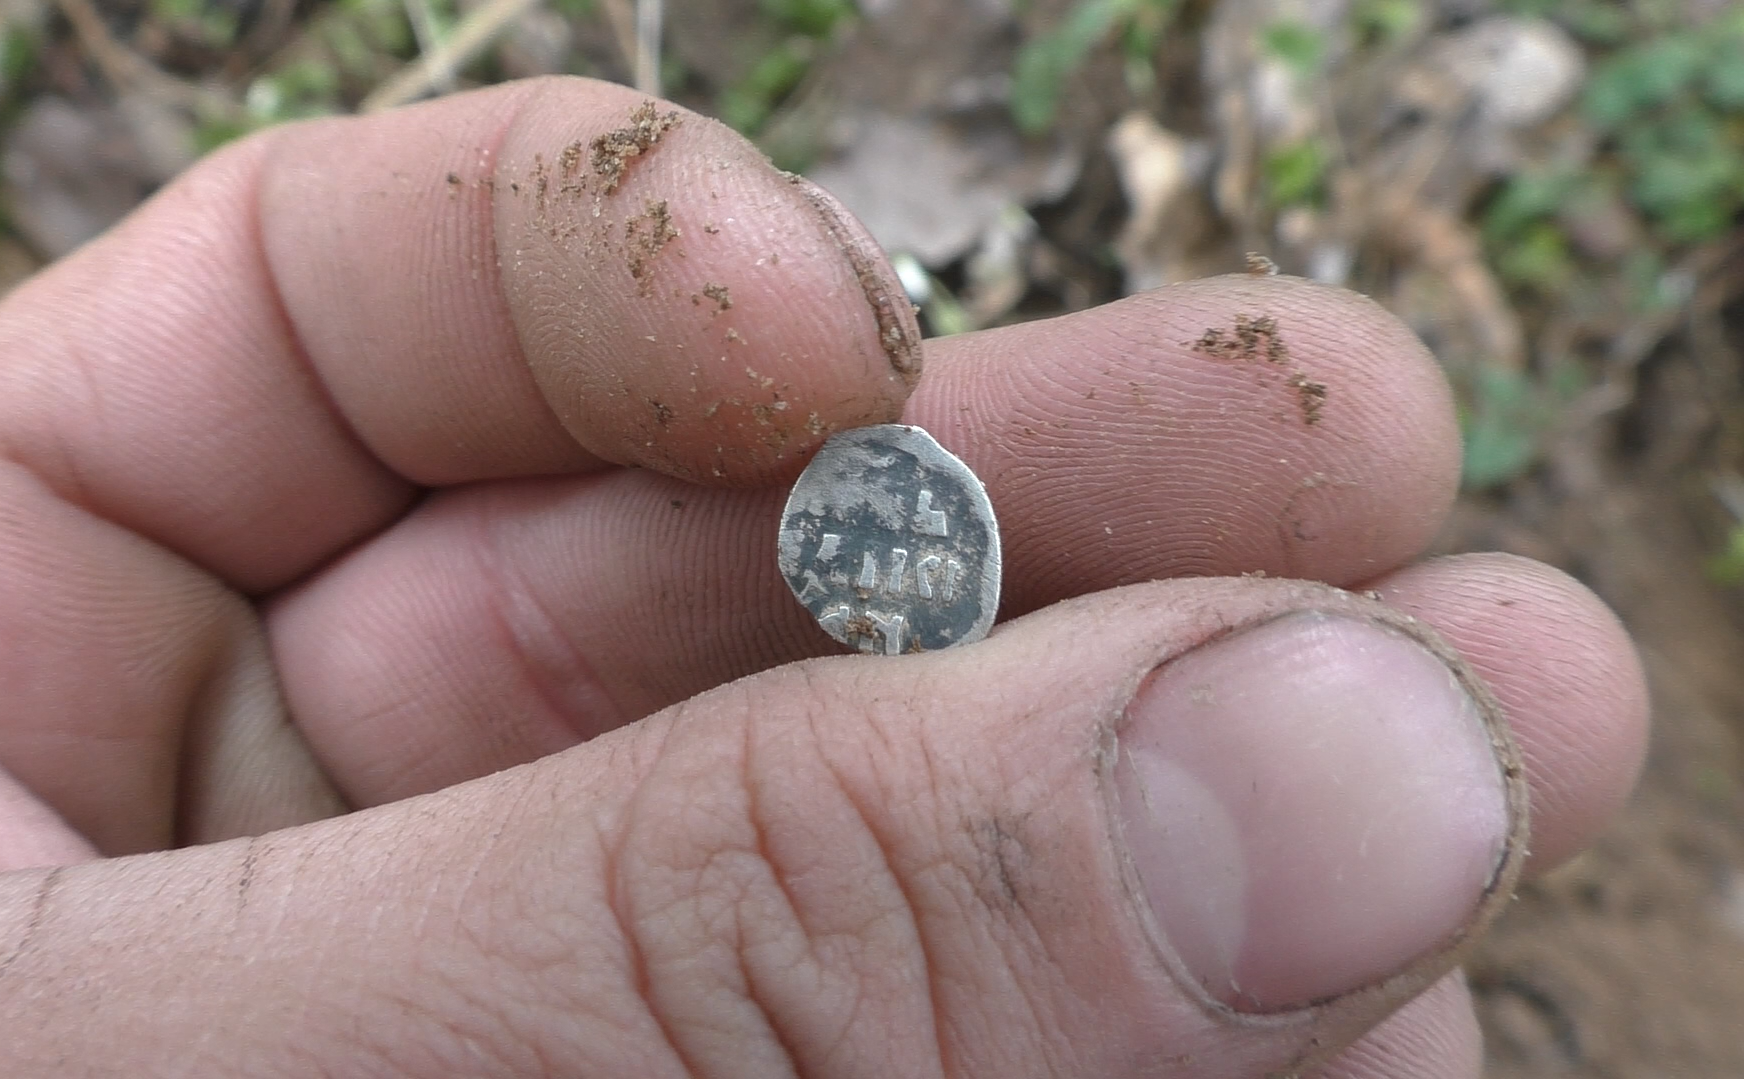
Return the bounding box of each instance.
[778,424,1001,655]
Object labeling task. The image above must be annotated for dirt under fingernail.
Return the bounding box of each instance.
[787,175,923,387]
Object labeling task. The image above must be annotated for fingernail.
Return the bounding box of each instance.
[1113,612,1514,1013]
[785,175,923,387]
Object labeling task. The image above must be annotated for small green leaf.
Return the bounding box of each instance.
[1261,20,1323,77]
[1010,0,1127,135]
[1495,221,1574,292]
[1708,524,1744,585]
[1482,169,1577,243]
[759,0,857,38]
[0,25,38,91]
[1263,138,1328,207]
[719,39,812,134]
[1350,0,1422,43]
[1703,34,1744,109]
[1583,33,1705,128]
[1460,365,1540,490]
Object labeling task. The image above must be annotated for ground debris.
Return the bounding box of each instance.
[1287,371,1328,426]
[1193,313,1328,426]
[590,101,682,194]
[1193,313,1287,364]
[1244,252,1278,276]
[625,199,680,290]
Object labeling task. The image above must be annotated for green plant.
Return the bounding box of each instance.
[1459,364,1562,490]
[193,0,413,151]
[0,22,38,100]
[1707,524,1744,586]
[1009,0,1178,136]
[1263,137,1329,208]
[1580,15,1744,245]
[719,38,815,134]
[760,0,856,38]
[149,0,241,49]
[716,0,857,136]
[1261,20,1323,77]
[1349,0,1423,44]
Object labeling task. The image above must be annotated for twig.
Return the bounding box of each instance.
[361,0,543,112]
[595,0,641,85]
[634,0,661,97]
[52,0,243,120]
[400,0,457,97]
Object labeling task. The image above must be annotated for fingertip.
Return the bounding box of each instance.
[915,272,1462,598]
[1161,272,1463,523]
[494,78,920,485]
[1375,552,1650,871]
[1309,973,1484,1079]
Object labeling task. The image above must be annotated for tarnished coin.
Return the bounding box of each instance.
[778,424,1001,655]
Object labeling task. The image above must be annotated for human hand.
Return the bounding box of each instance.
[0,78,1646,1077]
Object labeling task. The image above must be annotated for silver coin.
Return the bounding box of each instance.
[778,424,1001,655]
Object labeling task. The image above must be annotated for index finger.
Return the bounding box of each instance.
[0,77,920,594]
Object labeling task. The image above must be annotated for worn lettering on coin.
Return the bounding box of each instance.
[778,424,1001,655]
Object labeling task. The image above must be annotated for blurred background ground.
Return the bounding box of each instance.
[0,0,1741,1073]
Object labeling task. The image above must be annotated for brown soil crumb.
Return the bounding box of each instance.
[445,172,461,186]
[1192,313,1289,365]
[703,222,720,234]
[1195,313,1327,427]
[590,101,682,194]
[625,199,680,290]
[724,328,745,344]
[532,154,550,217]
[1289,372,1328,425]
[650,400,674,426]
[788,174,922,385]
[1193,313,1286,363]
[558,140,583,176]
[751,404,790,444]
[1244,252,1279,276]
[702,282,733,311]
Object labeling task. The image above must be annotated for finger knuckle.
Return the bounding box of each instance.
[607,673,952,1078]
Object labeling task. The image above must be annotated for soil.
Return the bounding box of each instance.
[588,100,682,193]
[1441,343,1744,1077]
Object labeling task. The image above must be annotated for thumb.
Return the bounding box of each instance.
[0,578,1524,1077]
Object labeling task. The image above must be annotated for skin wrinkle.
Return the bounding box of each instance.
[471,489,630,741]
[172,602,291,845]
[736,698,813,1078]
[470,82,596,478]
[801,697,953,1079]
[247,146,414,555]
[0,460,242,854]
[950,734,1085,1079]
[0,864,60,980]
[606,705,720,1079]
[542,789,692,1078]
[50,325,103,514]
